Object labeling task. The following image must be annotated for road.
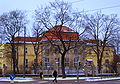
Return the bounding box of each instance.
[0,78,120,84]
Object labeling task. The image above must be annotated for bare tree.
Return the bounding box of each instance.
[0,10,27,74]
[110,31,120,54]
[31,22,44,74]
[83,12,120,73]
[35,0,85,77]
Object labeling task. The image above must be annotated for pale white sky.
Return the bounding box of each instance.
[1,0,120,14]
[0,0,120,34]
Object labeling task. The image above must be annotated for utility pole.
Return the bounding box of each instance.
[23,26,26,78]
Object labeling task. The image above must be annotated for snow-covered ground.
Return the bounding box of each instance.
[44,77,101,80]
[0,77,120,82]
[44,77,120,82]
[86,77,120,81]
[0,77,35,82]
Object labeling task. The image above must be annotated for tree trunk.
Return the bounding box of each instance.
[98,61,102,73]
[16,56,19,73]
[11,36,16,75]
[12,44,16,74]
[16,47,19,73]
[61,53,66,78]
[98,45,105,74]
[34,52,38,74]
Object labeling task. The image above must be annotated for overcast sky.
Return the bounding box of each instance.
[1,0,120,14]
[1,0,120,33]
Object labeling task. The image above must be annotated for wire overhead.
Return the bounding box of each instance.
[24,0,120,14]
[71,0,85,3]
[70,0,120,13]
[84,4,120,12]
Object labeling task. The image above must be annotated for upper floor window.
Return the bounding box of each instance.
[54,48,59,53]
[74,48,78,54]
[74,56,79,62]
[43,45,49,54]
[65,58,69,62]
[88,49,92,54]
[105,50,109,55]
[65,57,69,66]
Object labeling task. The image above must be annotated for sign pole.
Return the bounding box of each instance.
[23,26,26,78]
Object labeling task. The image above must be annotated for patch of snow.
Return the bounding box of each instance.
[0,77,35,82]
[86,59,93,61]
[44,77,120,81]
[86,77,120,81]
[44,77,101,80]
[1,76,120,82]
[38,81,48,83]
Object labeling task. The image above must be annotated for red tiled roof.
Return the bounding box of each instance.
[49,25,75,32]
[14,25,79,42]
[14,26,99,43]
[14,37,42,42]
[43,25,79,40]
[43,31,79,40]
[84,39,98,43]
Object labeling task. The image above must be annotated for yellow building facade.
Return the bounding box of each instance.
[0,42,115,74]
[0,44,5,73]
[85,45,114,73]
[0,26,115,75]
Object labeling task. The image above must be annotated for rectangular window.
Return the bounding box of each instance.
[74,56,79,66]
[44,57,50,69]
[89,49,92,54]
[54,48,59,53]
[44,49,49,54]
[45,62,50,67]
[65,58,69,66]
[55,58,59,62]
[74,56,79,62]
[106,50,109,55]
[74,48,78,54]
[43,45,49,54]
[55,58,60,66]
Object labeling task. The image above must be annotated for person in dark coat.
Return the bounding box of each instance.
[53,70,57,83]
[40,72,43,80]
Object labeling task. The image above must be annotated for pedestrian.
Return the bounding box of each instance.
[2,64,7,77]
[40,72,43,80]
[53,70,57,83]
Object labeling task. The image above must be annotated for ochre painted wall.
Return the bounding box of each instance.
[1,43,114,74]
[85,46,114,71]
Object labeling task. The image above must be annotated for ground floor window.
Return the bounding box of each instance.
[74,56,79,66]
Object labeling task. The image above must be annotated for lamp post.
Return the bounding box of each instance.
[23,26,26,78]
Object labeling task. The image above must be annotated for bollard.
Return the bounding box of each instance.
[10,80,14,83]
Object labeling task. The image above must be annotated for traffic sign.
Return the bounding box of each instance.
[38,58,45,61]
[10,73,15,80]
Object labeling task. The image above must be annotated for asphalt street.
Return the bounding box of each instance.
[0,78,120,84]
